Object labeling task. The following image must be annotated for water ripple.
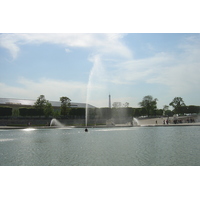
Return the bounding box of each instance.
[0,127,200,165]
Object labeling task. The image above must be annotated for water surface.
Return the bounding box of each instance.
[0,126,200,166]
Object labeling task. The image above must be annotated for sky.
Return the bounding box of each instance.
[0,33,200,109]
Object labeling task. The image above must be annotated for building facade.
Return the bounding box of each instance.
[0,98,95,111]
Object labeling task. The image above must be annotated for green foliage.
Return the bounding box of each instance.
[138,95,158,117]
[53,110,60,118]
[112,102,122,108]
[126,107,134,117]
[19,108,38,117]
[133,108,141,117]
[19,108,28,117]
[60,96,71,117]
[2,94,199,121]
[100,108,112,119]
[111,107,131,119]
[69,108,85,118]
[187,105,200,114]
[165,110,174,116]
[87,108,99,119]
[12,108,19,117]
[156,109,163,116]
[0,107,12,116]
[169,97,186,114]
[34,95,47,116]
[44,101,53,118]
[18,95,53,117]
[123,102,129,107]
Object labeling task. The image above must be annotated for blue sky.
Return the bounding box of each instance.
[0,33,200,109]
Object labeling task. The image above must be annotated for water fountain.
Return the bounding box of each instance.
[85,55,101,130]
[50,118,65,127]
[85,64,94,129]
[132,117,140,126]
[85,55,110,130]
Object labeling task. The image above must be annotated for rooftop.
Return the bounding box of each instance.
[0,98,96,108]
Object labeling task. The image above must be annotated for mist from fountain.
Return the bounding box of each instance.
[85,62,94,127]
[50,118,65,127]
[85,103,88,127]
[133,117,140,126]
[85,55,104,127]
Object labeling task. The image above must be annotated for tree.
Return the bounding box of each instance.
[100,107,112,119]
[69,108,85,119]
[165,109,174,117]
[60,96,71,117]
[123,102,129,107]
[138,95,158,117]
[19,108,28,117]
[34,95,47,116]
[156,109,163,116]
[133,108,141,117]
[169,97,186,114]
[44,101,53,118]
[53,110,60,118]
[0,107,12,117]
[163,105,169,116]
[112,102,122,108]
[12,108,19,117]
[19,108,38,117]
[187,105,200,114]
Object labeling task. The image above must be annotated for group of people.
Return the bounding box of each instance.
[155,119,170,125]
[163,119,169,124]
[155,117,196,125]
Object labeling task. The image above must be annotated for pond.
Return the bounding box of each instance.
[1,126,200,166]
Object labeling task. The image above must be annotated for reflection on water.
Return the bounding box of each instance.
[0,126,200,166]
[0,138,15,142]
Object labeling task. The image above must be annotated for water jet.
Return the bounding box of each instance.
[132,117,140,126]
[50,118,65,128]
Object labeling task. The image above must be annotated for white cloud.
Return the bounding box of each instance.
[0,76,115,107]
[104,39,200,95]
[104,52,173,85]
[0,82,29,97]
[0,78,88,103]
[0,34,20,59]
[0,33,132,59]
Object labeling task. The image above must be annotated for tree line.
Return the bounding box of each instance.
[111,96,200,117]
[0,95,72,118]
[0,95,200,118]
[136,95,200,117]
